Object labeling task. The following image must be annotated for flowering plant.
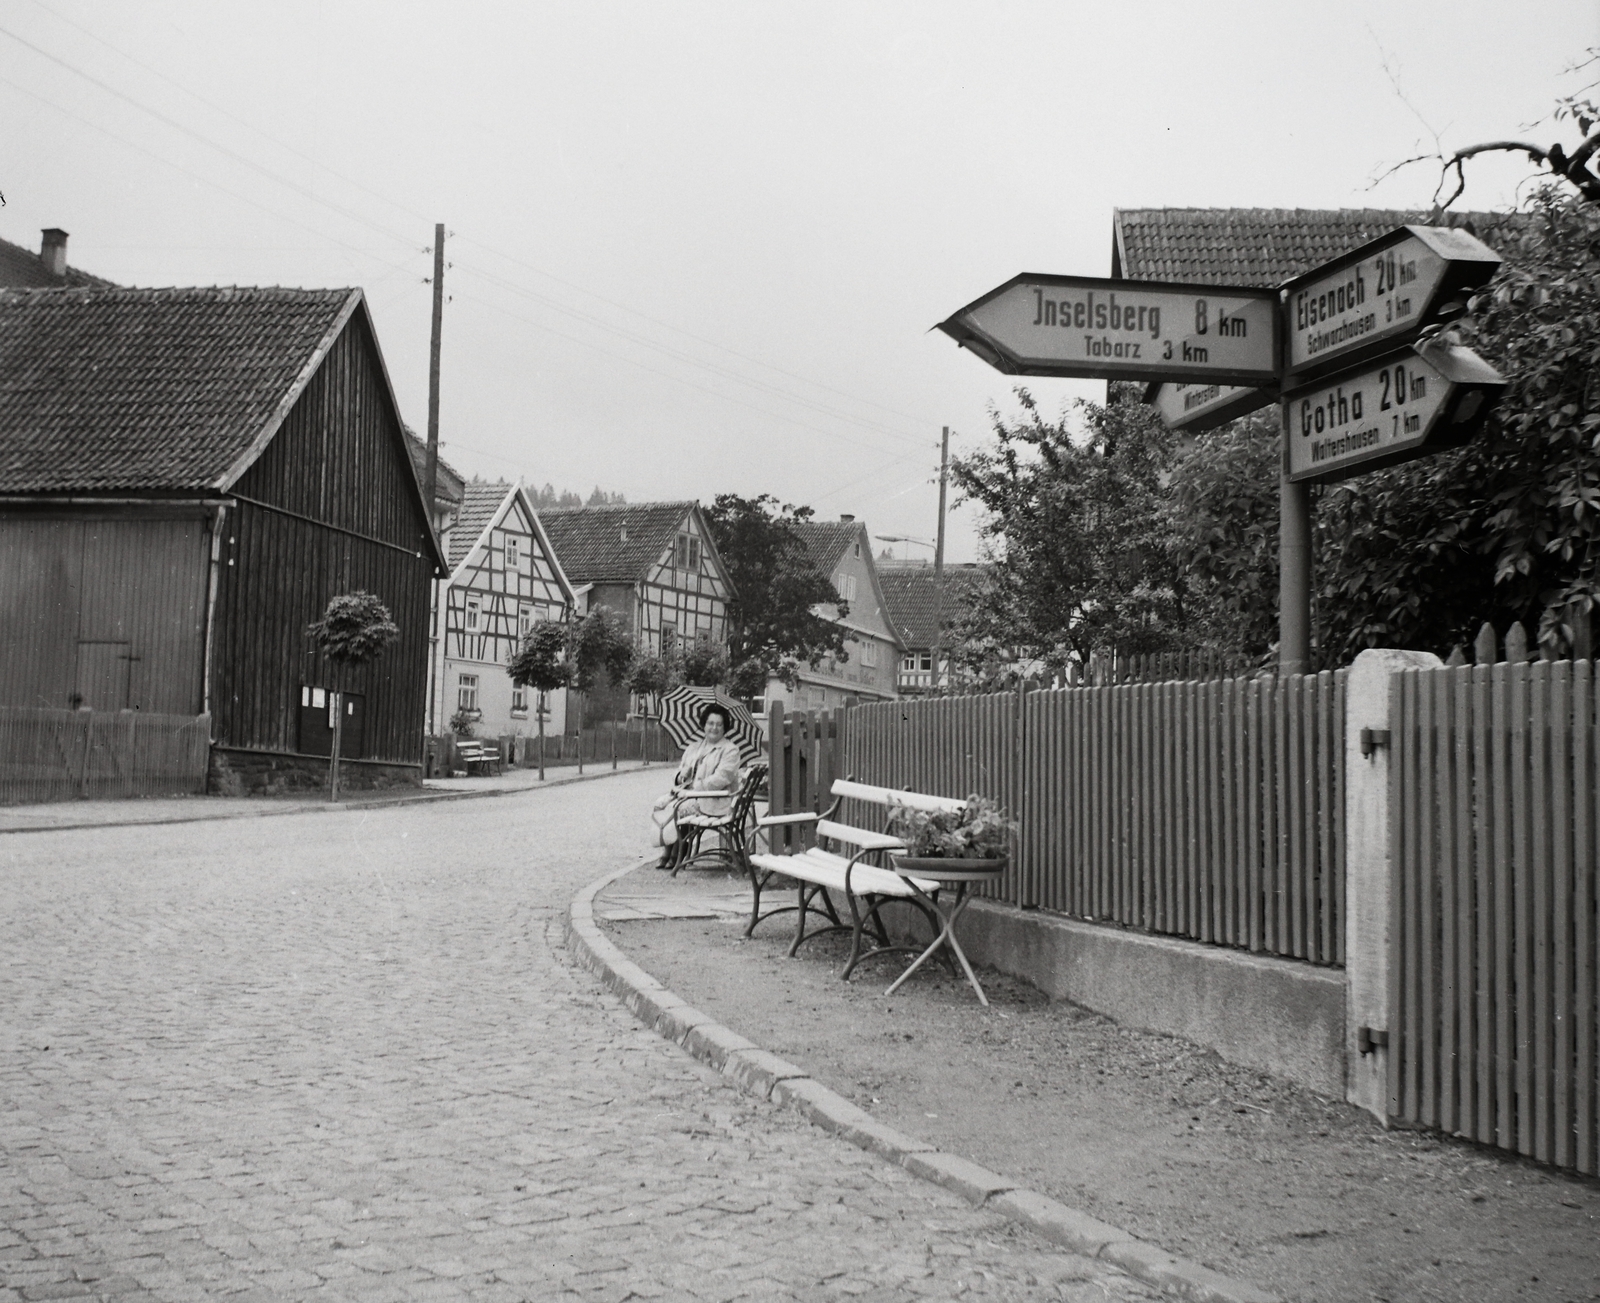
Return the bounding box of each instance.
[886,793,1016,860]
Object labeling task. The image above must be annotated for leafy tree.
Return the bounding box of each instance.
[508,621,571,779]
[627,655,676,717]
[950,387,1187,677]
[306,591,399,802]
[679,634,727,687]
[703,493,849,692]
[563,608,634,771]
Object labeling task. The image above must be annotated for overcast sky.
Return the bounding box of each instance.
[3,1,1595,562]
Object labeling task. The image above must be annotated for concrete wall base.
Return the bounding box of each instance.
[959,900,1347,1098]
[208,747,423,797]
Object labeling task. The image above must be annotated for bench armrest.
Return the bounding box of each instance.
[674,789,730,800]
[817,819,904,852]
[757,811,820,827]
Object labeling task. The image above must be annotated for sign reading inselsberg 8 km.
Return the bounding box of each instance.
[1284,225,1501,382]
[937,275,1278,386]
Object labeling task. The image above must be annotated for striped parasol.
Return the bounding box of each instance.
[657,685,764,765]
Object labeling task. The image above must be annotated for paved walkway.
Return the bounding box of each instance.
[1,769,1153,1301]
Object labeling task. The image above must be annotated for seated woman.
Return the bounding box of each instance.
[651,702,743,870]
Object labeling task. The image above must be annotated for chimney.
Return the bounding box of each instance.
[840,513,855,523]
[40,229,68,277]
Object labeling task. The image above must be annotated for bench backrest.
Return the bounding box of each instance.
[831,778,967,816]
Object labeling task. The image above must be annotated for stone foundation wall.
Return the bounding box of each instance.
[208,747,423,797]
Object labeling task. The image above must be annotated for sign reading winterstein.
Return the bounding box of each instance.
[1150,382,1273,433]
[1283,226,1501,384]
[1284,342,1505,484]
[937,275,1278,386]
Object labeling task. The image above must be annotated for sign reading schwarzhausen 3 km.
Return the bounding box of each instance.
[1284,225,1502,384]
[936,275,1278,386]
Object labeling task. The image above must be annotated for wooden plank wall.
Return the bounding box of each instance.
[1390,660,1599,1176]
[779,671,1345,963]
[0,707,210,804]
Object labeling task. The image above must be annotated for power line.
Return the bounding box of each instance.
[10,5,940,439]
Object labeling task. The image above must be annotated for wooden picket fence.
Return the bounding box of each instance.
[768,671,1346,965]
[1390,659,1600,1175]
[0,707,211,805]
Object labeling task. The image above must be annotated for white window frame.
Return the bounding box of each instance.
[840,575,857,603]
[518,604,533,637]
[465,597,482,632]
[510,685,528,715]
[457,673,479,712]
[505,536,521,569]
[860,639,878,668]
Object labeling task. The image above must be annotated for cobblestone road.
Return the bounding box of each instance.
[1,770,1155,1302]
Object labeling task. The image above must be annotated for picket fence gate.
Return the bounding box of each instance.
[1389,659,1600,1175]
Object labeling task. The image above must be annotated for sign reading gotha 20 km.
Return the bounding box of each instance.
[1284,225,1500,384]
[937,275,1278,386]
[1285,341,1505,484]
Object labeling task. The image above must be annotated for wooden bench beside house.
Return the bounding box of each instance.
[453,738,502,776]
[746,779,970,981]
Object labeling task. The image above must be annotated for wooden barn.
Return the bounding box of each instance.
[0,286,445,794]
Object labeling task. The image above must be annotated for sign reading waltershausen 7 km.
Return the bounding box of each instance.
[1284,225,1501,384]
[936,275,1278,386]
[1285,341,1506,484]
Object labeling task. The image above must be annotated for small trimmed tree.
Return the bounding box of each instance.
[508,621,570,781]
[306,591,399,803]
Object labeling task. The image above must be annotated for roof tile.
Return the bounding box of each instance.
[1114,207,1526,286]
[538,501,694,583]
[0,286,354,494]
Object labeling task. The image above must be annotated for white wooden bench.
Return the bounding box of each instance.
[453,738,502,776]
[747,778,969,981]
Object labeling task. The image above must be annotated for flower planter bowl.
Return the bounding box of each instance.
[890,854,1007,882]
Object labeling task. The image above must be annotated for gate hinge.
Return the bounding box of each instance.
[1359,728,1391,759]
[1357,1026,1389,1055]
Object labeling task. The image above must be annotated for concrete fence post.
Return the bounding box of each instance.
[1344,647,1441,1121]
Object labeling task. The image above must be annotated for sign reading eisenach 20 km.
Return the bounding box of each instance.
[1285,341,1506,484]
[1283,225,1501,383]
[937,275,1278,386]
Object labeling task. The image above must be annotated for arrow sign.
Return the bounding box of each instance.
[937,274,1279,386]
[1148,381,1273,433]
[1283,226,1501,385]
[1284,341,1505,484]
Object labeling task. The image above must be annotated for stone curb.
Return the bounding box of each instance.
[566,863,1281,1303]
[0,762,640,837]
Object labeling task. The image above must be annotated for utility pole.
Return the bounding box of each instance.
[424,223,445,513]
[931,426,949,694]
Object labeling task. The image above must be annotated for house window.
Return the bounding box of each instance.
[840,575,857,603]
[518,604,533,637]
[511,685,528,715]
[675,534,700,570]
[506,536,521,568]
[860,640,878,668]
[853,540,860,558]
[457,673,479,712]
[660,620,677,655]
[465,597,481,632]
[918,652,933,671]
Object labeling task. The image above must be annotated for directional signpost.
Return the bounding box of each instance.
[935,225,1510,674]
[1285,341,1506,484]
[936,275,1278,386]
[1149,381,1273,433]
[1283,224,1502,384]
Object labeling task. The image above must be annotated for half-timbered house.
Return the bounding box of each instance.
[0,286,444,793]
[538,501,734,722]
[431,479,575,744]
[763,516,902,712]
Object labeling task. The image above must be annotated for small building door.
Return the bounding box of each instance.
[75,641,132,711]
[297,685,366,757]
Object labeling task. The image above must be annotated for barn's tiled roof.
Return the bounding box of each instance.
[448,480,515,570]
[790,520,863,577]
[878,564,987,648]
[1113,207,1526,287]
[0,286,355,494]
[538,501,694,583]
[0,234,115,289]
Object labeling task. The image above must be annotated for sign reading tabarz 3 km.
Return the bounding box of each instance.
[937,275,1278,386]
